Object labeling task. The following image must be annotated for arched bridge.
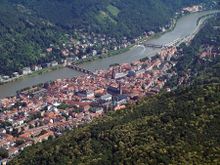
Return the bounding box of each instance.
[67,64,96,76]
[144,43,167,49]
[142,38,182,49]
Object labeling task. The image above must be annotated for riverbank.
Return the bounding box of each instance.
[0,65,64,86]
[73,15,179,65]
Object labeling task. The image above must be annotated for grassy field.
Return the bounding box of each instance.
[107,4,120,16]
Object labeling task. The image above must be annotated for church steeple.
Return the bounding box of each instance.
[112,68,115,79]
[119,82,123,95]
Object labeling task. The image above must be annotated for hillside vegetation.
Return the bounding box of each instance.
[0,0,64,75]
[9,0,205,37]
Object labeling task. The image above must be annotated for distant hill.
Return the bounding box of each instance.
[8,0,206,37]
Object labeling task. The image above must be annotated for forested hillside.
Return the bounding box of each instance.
[0,1,64,75]
[9,0,205,37]
[0,0,205,75]
[10,14,220,165]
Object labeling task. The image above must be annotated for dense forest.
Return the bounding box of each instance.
[8,0,206,36]
[10,15,220,165]
[0,0,64,75]
[0,0,206,75]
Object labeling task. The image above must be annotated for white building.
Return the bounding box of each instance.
[22,67,32,75]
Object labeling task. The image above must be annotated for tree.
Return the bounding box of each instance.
[0,147,8,159]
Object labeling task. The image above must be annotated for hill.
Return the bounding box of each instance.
[0,0,206,75]
[9,0,206,37]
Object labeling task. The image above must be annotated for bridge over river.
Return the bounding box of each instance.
[67,64,96,76]
[141,37,182,49]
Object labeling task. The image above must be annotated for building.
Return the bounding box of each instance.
[89,107,104,115]
[100,94,112,102]
[92,50,97,56]
[76,90,95,99]
[51,61,59,67]
[13,72,19,77]
[8,147,19,157]
[0,159,8,165]
[113,72,127,79]
[128,69,145,77]
[22,67,32,75]
[113,95,129,106]
[32,65,42,71]
[107,86,121,95]
[34,131,54,143]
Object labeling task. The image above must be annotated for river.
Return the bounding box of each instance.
[0,10,218,99]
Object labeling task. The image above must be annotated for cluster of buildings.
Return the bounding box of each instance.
[0,61,59,83]
[182,5,203,13]
[57,30,131,59]
[199,45,220,59]
[0,28,163,84]
[181,44,220,85]
[0,46,178,163]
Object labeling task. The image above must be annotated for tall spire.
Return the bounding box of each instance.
[119,82,123,95]
[112,68,115,79]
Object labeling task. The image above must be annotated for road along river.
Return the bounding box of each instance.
[0,10,219,99]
